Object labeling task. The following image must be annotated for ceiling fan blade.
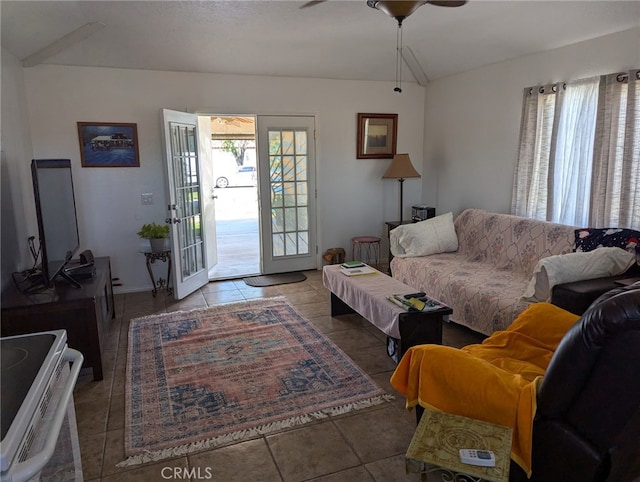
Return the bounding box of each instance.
[22,21,106,67]
[300,0,328,8]
[427,0,467,6]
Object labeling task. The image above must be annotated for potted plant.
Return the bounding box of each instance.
[137,223,170,252]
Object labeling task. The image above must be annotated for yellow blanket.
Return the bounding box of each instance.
[390,302,579,476]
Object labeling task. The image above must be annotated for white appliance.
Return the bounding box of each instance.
[1,330,84,481]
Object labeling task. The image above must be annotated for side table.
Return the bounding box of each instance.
[142,250,172,297]
[406,407,512,482]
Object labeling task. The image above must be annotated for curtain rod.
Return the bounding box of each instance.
[527,83,566,95]
[615,71,640,82]
[527,69,638,96]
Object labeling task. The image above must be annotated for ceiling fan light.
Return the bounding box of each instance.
[367,1,427,20]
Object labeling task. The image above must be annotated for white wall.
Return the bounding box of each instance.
[423,27,640,217]
[22,66,425,292]
[1,48,36,291]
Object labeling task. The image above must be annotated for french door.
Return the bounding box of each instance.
[256,116,317,274]
[162,109,209,299]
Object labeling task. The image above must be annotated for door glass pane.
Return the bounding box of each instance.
[284,207,296,232]
[295,131,307,155]
[270,156,282,182]
[296,156,307,181]
[272,233,285,256]
[269,131,281,155]
[285,232,297,255]
[170,122,204,280]
[296,182,307,206]
[298,232,308,253]
[284,182,296,207]
[282,131,294,154]
[283,156,295,181]
[272,208,284,233]
[297,207,308,230]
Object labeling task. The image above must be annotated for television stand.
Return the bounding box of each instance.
[1,257,115,381]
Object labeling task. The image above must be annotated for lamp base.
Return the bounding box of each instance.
[398,178,405,223]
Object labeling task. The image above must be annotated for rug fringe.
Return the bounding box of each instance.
[116,394,394,468]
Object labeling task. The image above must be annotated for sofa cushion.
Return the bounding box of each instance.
[390,212,458,258]
[522,247,635,302]
[454,209,576,276]
[391,252,533,335]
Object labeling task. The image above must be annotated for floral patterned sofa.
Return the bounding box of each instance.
[390,209,576,335]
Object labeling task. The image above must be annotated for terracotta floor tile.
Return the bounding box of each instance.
[189,439,282,482]
[311,465,375,482]
[267,422,361,482]
[333,405,417,464]
[365,454,424,482]
[100,457,189,481]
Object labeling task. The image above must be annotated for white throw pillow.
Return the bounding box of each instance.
[522,247,636,302]
[390,212,458,258]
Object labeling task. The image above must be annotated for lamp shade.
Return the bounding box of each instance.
[382,153,421,180]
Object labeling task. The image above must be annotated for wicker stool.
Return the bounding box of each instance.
[351,236,381,268]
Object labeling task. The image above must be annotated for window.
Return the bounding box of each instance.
[512,70,639,229]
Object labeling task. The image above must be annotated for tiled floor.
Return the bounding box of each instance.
[74,270,485,481]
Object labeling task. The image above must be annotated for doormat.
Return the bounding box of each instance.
[243,272,307,287]
[120,297,391,467]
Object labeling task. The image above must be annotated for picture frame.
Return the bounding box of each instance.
[77,122,140,167]
[357,113,398,159]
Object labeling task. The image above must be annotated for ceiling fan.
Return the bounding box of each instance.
[301,1,467,92]
[301,0,466,11]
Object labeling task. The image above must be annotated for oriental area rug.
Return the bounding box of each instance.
[119,297,391,466]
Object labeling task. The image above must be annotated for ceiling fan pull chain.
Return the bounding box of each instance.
[395,20,403,93]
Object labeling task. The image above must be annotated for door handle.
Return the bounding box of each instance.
[165,218,181,224]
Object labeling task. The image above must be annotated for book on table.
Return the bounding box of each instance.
[339,264,377,276]
[342,260,365,269]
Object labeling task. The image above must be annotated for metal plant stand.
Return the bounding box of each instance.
[142,250,172,297]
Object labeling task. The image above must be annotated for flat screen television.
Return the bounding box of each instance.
[31,159,81,287]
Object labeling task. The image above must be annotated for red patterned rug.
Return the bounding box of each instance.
[120,297,391,466]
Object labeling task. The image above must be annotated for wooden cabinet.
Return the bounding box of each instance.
[1,257,115,381]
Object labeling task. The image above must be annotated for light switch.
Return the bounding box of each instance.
[141,193,154,205]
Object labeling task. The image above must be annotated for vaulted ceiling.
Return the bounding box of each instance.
[2,1,639,83]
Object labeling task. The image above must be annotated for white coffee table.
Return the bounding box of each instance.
[322,264,452,361]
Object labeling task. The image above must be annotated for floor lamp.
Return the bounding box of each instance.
[382,153,421,223]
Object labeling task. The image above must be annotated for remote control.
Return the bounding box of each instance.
[404,292,426,299]
[459,449,496,467]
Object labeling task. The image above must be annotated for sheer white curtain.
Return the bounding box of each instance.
[548,77,599,226]
[512,69,640,229]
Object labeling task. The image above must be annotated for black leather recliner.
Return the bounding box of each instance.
[510,284,640,481]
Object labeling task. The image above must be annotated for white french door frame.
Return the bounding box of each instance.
[161,109,209,299]
[256,115,319,274]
